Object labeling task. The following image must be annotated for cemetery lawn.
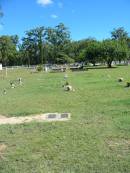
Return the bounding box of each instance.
[0,66,130,172]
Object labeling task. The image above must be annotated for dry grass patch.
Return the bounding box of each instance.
[106,138,130,157]
[0,144,7,159]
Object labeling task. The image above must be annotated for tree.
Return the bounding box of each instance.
[100,39,129,68]
[100,40,117,68]
[20,39,32,66]
[111,27,130,63]
[116,41,129,64]
[46,23,71,64]
[111,27,128,41]
[57,38,96,63]
[11,35,19,46]
[22,27,46,65]
[0,36,18,66]
[55,52,74,64]
[79,40,101,65]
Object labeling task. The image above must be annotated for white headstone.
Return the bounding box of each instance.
[45,66,48,72]
[0,64,2,71]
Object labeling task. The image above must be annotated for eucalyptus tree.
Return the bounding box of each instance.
[22,26,46,65]
[111,27,128,41]
[11,35,19,46]
[46,23,71,64]
[111,27,130,64]
[19,39,31,66]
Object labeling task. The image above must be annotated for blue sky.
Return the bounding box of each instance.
[0,0,130,40]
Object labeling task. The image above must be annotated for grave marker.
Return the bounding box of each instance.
[0,64,2,71]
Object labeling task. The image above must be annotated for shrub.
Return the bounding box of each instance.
[36,65,43,72]
[126,82,130,87]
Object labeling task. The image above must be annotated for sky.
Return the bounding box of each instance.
[0,0,130,41]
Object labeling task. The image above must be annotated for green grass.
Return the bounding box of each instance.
[0,66,130,172]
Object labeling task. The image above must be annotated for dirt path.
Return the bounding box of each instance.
[0,113,71,125]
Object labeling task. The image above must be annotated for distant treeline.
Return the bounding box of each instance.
[0,23,130,68]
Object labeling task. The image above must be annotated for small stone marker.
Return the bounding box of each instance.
[18,77,22,85]
[64,74,68,80]
[118,78,123,82]
[10,82,15,89]
[3,89,6,95]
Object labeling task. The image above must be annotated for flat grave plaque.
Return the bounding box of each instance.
[47,114,57,119]
[60,113,70,119]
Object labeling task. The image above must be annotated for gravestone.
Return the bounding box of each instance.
[0,64,2,71]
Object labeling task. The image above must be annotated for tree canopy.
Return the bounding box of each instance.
[0,24,130,67]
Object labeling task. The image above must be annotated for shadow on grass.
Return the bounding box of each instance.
[86,66,118,70]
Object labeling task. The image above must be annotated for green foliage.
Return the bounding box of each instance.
[46,23,71,63]
[0,35,18,66]
[36,64,43,72]
[56,52,75,64]
[79,40,101,65]
[0,25,130,67]
[126,82,130,87]
[22,27,46,65]
[100,39,117,67]
[111,27,128,41]
[100,39,129,68]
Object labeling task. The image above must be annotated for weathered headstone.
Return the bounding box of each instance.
[18,78,22,85]
[118,78,123,82]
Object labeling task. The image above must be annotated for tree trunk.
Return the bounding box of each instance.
[27,51,30,67]
[107,62,112,68]
[107,59,112,68]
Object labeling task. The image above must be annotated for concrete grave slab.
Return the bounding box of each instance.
[0,113,71,125]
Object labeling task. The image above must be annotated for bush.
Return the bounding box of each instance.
[126,82,130,87]
[36,65,43,72]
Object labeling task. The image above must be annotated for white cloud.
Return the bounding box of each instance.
[37,0,53,6]
[58,2,63,8]
[51,14,58,19]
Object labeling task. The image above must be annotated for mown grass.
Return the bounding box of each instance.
[0,66,130,172]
